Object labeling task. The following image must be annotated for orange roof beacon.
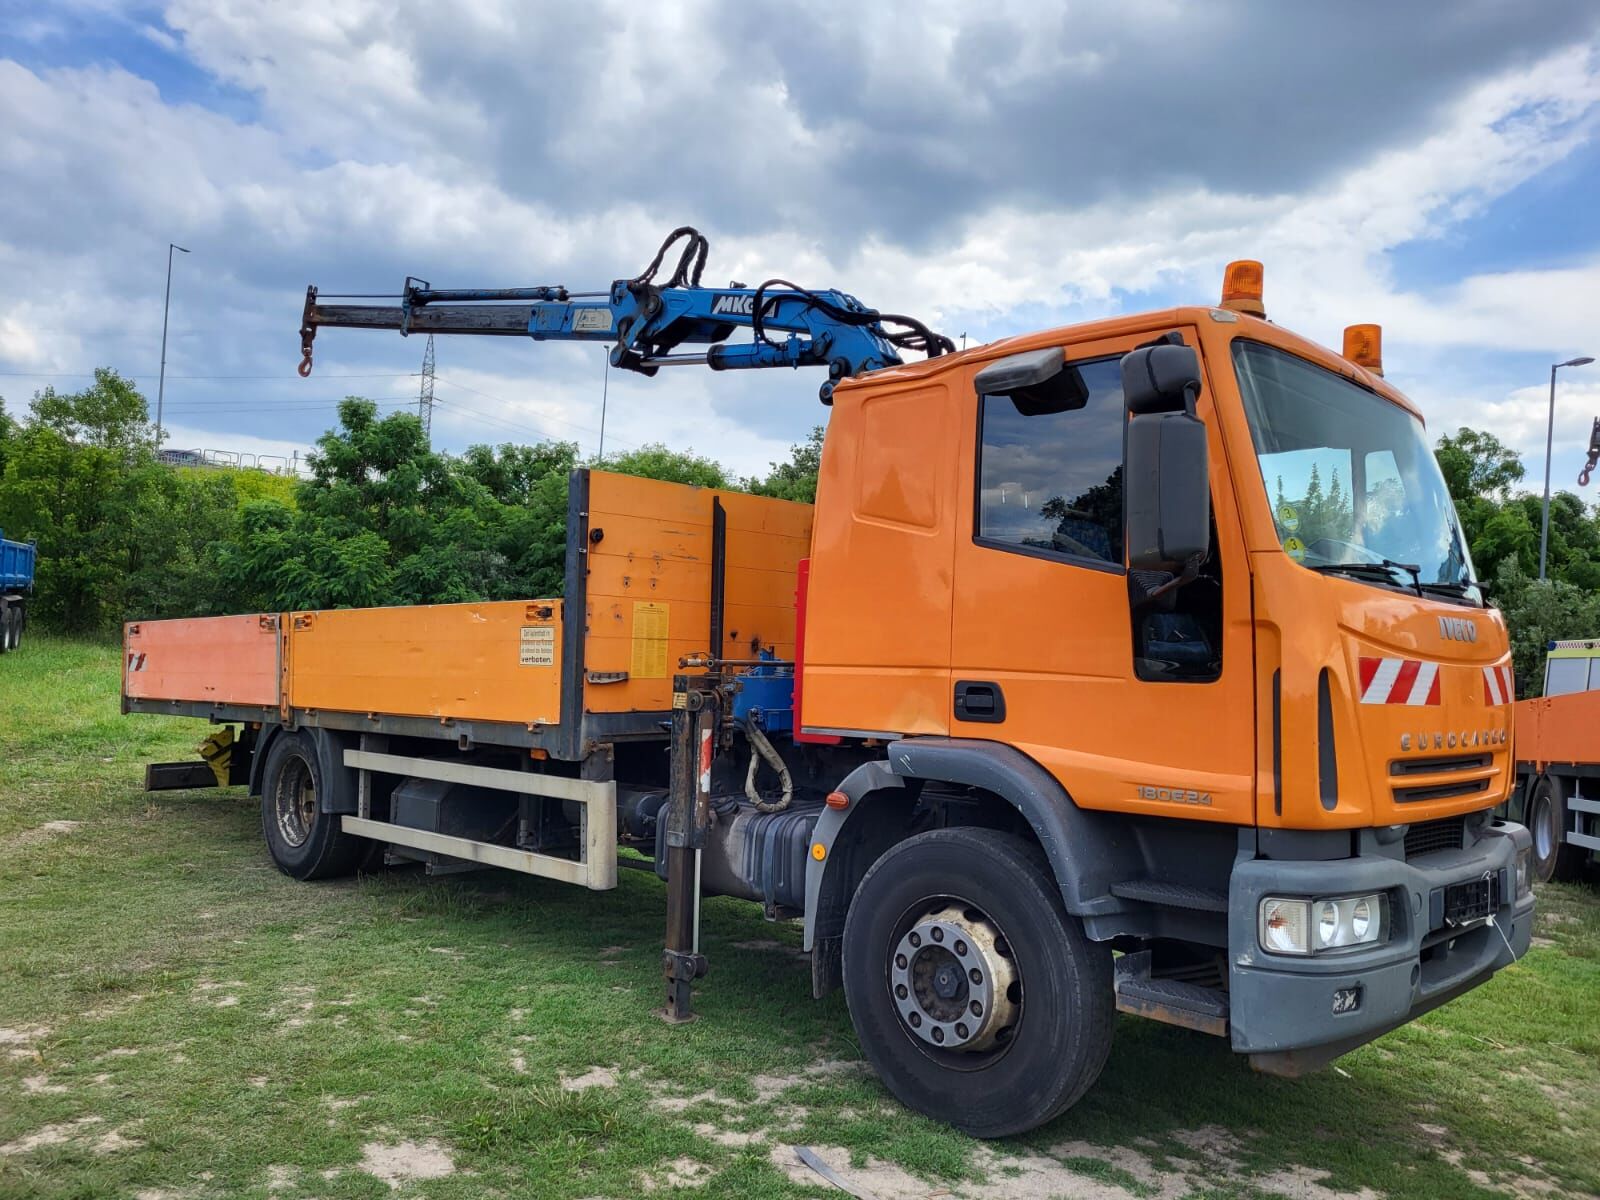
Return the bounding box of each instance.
[126,235,1532,1138]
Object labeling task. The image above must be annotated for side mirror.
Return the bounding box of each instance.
[1121,343,1209,571]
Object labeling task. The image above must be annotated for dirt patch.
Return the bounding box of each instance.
[561,1066,617,1092]
[0,1025,50,1047]
[642,1156,713,1190]
[651,1089,732,1114]
[693,1122,763,1148]
[4,820,82,852]
[770,1145,937,1199]
[750,1057,862,1102]
[1252,1166,1379,1200]
[21,1074,67,1095]
[0,1116,140,1158]
[0,1117,103,1157]
[358,1138,456,1189]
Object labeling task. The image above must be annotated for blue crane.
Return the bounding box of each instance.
[298,227,954,403]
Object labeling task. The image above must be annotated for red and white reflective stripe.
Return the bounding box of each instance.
[1482,664,1514,706]
[126,652,147,672]
[1358,656,1440,705]
[698,727,714,793]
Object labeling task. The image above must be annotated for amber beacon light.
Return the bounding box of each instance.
[1343,324,1383,376]
[1219,260,1265,317]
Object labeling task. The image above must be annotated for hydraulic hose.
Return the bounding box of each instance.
[743,719,794,814]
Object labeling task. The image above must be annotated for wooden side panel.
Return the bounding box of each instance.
[582,472,813,714]
[287,600,563,727]
[123,614,282,707]
[1515,690,1600,769]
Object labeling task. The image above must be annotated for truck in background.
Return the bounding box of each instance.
[1513,640,1600,882]
[124,247,1534,1137]
[0,528,35,653]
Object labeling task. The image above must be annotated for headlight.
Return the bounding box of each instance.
[1260,894,1388,956]
[1515,848,1533,898]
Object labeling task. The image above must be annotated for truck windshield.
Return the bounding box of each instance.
[1233,340,1481,605]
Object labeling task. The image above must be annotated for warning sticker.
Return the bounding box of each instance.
[1277,503,1300,532]
[631,602,670,679]
[572,307,614,333]
[1283,536,1307,563]
[519,624,555,667]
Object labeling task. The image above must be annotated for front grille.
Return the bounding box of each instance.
[1405,817,1466,859]
[1393,778,1490,805]
[1390,754,1491,777]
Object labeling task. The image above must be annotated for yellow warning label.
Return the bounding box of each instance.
[519,624,555,667]
[1283,535,1306,563]
[1277,503,1300,532]
[631,602,670,679]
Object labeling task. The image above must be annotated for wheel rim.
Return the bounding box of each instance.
[1533,793,1554,861]
[888,900,1020,1054]
[274,756,317,848]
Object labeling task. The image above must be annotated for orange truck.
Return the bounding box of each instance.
[1511,640,1600,882]
[124,262,1533,1137]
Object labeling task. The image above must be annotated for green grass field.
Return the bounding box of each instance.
[2,635,1598,1199]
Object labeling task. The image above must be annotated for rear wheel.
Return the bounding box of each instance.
[1530,775,1588,883]
[10,605,23,651]
[260,732,366,880]
[0,608,10,653]
[842,827,1113,1138]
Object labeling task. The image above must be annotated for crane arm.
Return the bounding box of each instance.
[297,227,953,403]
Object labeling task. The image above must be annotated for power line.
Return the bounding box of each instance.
[0,370,417,380]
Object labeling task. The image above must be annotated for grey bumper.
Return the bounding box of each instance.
[1228,820,1533,1075]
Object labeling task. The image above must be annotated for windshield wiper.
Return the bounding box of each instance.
[1309,559,1422,595]
[1418,580,1483,605]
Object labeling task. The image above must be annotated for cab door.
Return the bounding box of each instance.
[948,328,1256,825]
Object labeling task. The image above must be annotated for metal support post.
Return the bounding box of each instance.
[662,672,718,1022]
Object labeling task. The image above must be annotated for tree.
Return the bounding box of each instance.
[1489,559,1600,696]
[602,443,735,489]
[28,368,151,450]
[1436,428,1525,503]
[749,426,826,503]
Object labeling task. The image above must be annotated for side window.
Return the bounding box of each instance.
[976,357,1125,567]
[1546,657,1587,698]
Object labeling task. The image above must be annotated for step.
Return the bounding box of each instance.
[1114,973,1230,1037]
[1109,878,1229,913]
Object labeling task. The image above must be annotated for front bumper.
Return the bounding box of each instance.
[1228,819,1533,1075]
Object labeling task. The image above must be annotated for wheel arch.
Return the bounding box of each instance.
[249,724,359,815]
[804,737,1128,997]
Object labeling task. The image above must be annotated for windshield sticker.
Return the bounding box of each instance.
[1283,536,1306,563]
[1277,503,1300,532]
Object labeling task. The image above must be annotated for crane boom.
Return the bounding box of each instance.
[298,227,953,403]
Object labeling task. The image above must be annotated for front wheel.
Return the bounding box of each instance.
[842,827,1113,1138]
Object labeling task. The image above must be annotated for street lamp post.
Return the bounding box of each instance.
[1539,354,1596,580]
[155,242,190,452]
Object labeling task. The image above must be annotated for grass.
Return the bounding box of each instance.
[0,633,1597,1199]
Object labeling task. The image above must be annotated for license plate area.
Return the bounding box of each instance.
[1443,873,1497,926]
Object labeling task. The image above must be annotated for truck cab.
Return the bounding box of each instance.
[800,271,1532,1122]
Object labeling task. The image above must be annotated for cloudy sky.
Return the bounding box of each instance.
[2,2,1599,483]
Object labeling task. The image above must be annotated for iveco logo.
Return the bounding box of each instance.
[1438,616,1478,642]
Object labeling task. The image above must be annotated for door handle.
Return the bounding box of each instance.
[954,680,1006,724]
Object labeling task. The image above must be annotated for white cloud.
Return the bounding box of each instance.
[0,6,1597,480]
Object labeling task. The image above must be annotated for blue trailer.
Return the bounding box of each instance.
[0,528,35,653]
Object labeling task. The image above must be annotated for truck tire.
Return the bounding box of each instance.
[1529,775,1588,883]
[260,731,366,881]
[9,605,21,651]
[0,607,10,653]
[841,827,1113,1138]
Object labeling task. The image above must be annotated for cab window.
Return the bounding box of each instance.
[975,356,1124,568]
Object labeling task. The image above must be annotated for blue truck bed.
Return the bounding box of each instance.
[1,530,35,592]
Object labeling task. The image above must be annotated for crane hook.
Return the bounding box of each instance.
[297,285,318,377]
[1581,417,1600,487]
